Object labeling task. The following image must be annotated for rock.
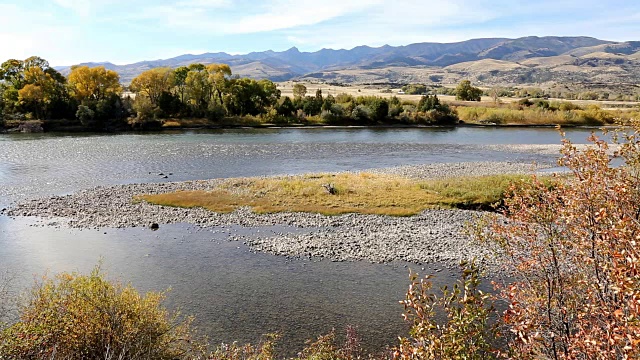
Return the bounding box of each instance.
[2,161,530,271]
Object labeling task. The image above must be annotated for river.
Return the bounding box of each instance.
[0,127,601,354]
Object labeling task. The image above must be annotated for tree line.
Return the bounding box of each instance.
[0,56,460,131]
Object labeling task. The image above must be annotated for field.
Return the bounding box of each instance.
[276,81,640,110]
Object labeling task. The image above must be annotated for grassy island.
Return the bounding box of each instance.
[138,173,545,216]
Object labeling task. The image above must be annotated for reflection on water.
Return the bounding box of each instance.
[0,216,459,353]
[0,127,604,353]
[0,127,600,206]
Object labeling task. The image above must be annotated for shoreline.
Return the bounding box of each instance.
[0,122,616,134]
[3,161,550,269]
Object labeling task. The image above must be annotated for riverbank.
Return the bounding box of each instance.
[4,161,552,269]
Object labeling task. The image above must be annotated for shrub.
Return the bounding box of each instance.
[0,266,204,359]
[209,333,279,360]
[394,261,499,359]
[76,105,95,126]
[475,127,640,359]
[351,105,371,123]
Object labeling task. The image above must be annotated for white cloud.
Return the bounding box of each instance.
[143,0,384,34]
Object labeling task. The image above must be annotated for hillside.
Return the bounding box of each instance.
[54,36,640,86]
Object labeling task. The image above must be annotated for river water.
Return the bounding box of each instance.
[0,127,601,353]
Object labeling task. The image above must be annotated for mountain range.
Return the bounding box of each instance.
[56,36,640,86]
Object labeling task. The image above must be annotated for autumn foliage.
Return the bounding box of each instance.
[473,125,640,359]
[0,266,203,359]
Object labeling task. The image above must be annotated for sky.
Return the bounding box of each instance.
[1,0,640,66]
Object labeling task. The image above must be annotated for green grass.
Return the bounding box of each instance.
[138,173,547,216]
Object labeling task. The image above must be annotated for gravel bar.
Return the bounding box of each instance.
[3,161,546,267]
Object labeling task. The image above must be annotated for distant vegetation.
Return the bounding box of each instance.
[1,56,637,132]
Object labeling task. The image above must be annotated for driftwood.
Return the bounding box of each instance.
[322,183,337,195]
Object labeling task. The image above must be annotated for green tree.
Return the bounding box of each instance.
[277,96,296,116]
[173,66,189,103]
[369,98,389,122]
[184,67,211,112]
[293,83,307,98]
[455,80,482,102]
[402,84,427,95]
[0,59,25,89]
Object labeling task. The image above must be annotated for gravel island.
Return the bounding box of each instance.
[4,161,550,267]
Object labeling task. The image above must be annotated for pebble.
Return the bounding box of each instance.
[4,161,540,269]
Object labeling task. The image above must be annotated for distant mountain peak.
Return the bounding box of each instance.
[54,36,632,85]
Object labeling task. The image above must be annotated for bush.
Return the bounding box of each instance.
[394,261,499,359]
[475,127,640,359]
[402,84,427,95]
[351,105,372,123]
[76,105,95,126]
[0,266,204,359]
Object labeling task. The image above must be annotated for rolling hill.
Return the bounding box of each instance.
[55,36,640,86]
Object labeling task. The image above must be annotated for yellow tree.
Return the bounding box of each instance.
[68,66,121,103]
[206,63,232,106]
[130,67,174,106]
[18,66,61,119]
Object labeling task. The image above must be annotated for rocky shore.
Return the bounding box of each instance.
[3,161,550,267]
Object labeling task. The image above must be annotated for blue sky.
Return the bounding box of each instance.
[1,0,640,66]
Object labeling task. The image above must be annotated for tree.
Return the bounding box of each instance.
[402,84,427,95]
[368,98,389,122]
[0,59,25,89]
[184,67,210,112]
[68,66,121,103]
[224,78,280,116]
[130,67,174,106]
[173,66,189,103]
[293,83,307,98]
[277,96,295,116]
[206,63,232,107]
[455,80,482,102]
[7,57,68,119]
[476,127,640,359]
[417,94,441,112]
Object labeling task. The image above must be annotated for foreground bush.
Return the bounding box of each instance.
[0,266,204,359]
[476,126,640,359]
[394,261,499,359]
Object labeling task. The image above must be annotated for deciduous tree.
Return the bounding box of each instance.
[455,80,482,102]
[206,63,232,107]
[67,65,121,103]
[293,83,307,98]
[130,67,174,106]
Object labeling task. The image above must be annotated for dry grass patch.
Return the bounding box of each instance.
[138,173,544,216]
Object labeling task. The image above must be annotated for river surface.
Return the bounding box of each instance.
[0,127,601,354]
